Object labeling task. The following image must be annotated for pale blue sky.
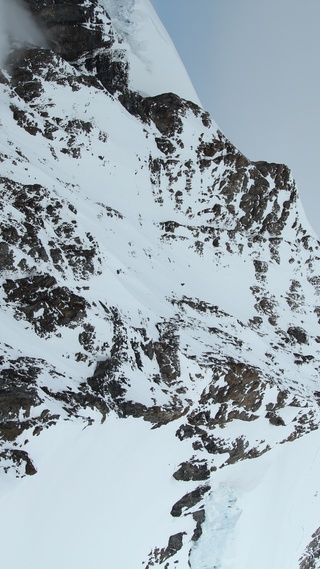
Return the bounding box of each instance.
[151,0,320,237]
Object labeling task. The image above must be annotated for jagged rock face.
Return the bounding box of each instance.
[25,0,111,59]
[24,0,129,94]
[1,1,320,567]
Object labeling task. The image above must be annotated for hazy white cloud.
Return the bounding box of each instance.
[0,0,45,65]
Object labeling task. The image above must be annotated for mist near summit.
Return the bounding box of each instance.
[0,0,45,65]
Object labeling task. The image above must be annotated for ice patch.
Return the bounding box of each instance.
[190,485,241,569]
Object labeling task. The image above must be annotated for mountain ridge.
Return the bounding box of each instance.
[1,1,320,567]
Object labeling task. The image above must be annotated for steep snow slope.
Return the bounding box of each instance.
[0,417,197,569]
[100,0,201,103]
[0,1,320,568]
[191,428,320,569]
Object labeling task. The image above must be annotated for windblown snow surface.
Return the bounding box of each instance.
[101,0,201,103]
[0,1,320,568]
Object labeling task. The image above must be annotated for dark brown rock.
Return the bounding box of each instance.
[0,242,15,272]
[155,137,176,155]
[153,340,180,383]
[299,527,320,569]
[25,0,111,61]
[159,532,185,562]
[170,485,210,517]
[287,326,309,345]
[226,436,250,464]
[142,93,203,137]
[192,509,206,541]
[0,449,37,476]
[266,412,286,426]
[201,361,265,416]
[3,274,87,334]
[22,0,131,95]
[173,459,210,481]
[254,260,268,274]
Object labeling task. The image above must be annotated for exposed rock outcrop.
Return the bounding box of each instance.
[1,1,320,566]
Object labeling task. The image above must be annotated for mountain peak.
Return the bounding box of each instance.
[1,2,320,568]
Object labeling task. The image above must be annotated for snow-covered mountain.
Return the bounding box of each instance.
[1,1,320,567]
